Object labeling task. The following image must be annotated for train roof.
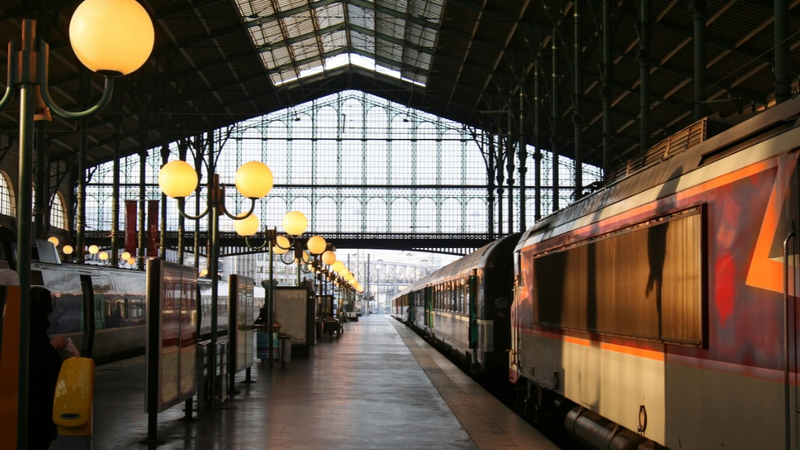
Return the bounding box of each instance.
[517,95,800,253]
[395,233,520,298]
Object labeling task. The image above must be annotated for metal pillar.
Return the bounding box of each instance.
[207,131,221,403]
[111,85,123,265]
[494,137,504,236]
[518,81,527,231]
[534,57,542,222]
[137,146,147,270]
[573,0,583,200]
[551,25,559,212]
[34,129,46,240]
[602,0,612,177]
[159,144,169,259]
[691,0,707,120]
[774,0,791,104]
[76,76,88,263]
[638,0,651,153]
[506,121,515,234]
[486,133,496,240]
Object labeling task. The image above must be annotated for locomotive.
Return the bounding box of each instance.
[394,96,800,450]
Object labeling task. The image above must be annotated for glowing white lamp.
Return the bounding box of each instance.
[273,236,290,255]
[282,211,307,236]
[233,213,259,237]
[235,161,273,199]
[322,250,336,266]
[69,0,155,76]
[307,235,326,255]
[158,160,198,199]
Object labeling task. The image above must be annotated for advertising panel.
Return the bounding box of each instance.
[229,275,254,374]
[145,260,197,414]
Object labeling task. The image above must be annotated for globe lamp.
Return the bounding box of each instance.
[158,160,198,199]
[283,211,308,236]
[69,0,155,76]
[307,235,326,255]
[322,250,337,266]
[235,161,273,199]
[234,212,260,237]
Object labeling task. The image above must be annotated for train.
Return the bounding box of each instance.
[18,255,265,364]
[392,95,800,450]
[391,233,519,378]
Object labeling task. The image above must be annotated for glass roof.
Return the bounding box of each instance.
[236,0,443,87]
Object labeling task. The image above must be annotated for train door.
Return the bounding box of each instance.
[424,286,433,330]
[468,269,478,350]
[790,156,800,450]
[404,293,412,322]
[80,275,98,358]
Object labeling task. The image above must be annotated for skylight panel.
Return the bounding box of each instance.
[376,40,403,62]
[277,0,311,13]
[237,0,444,87]
[375,13,405,40]
[291,36,321,61]
[284,12,315,37]
[239,0,274,19]
[348,4,375,29]
[351,31,375,54]
[317,3,346,28]
[322,30,348,53]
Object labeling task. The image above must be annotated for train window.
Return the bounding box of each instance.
[115,299,127,319]
[530,207,703,346]
[129,298,144,319]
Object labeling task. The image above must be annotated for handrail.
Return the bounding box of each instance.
[783,222,795,450]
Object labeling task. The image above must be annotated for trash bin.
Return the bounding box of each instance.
[257,332,278,362]
[278,334,292,368]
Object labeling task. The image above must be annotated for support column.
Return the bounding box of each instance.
[534,57,542,222]
[506,114,515,235]
[137,145,147,271]
[573,0,583,200]
[486,133,495,240]
[111,82,123,265]
[691,0,707,120]
[76,74,89,263]
[638,0,651,152]
[159,143,170,259]
[602,0,612,177]
[518,81,527,231]
[494,136,504,236]
[33,129,46,240]
[551,25,560,212]
[774,0,791,104]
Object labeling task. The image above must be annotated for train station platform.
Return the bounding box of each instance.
[90,314,558,449]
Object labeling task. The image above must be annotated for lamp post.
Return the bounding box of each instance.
[0,1,153,447]
[235,211,311,367]
[158,158,273,399]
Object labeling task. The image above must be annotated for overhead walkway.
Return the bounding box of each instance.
[90,315,558,449]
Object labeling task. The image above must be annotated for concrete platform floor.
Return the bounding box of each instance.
[88,314,559,450]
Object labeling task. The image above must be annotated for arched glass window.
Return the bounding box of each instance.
[50,192,68,230]
[0,171,14,217]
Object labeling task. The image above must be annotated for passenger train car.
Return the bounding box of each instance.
[511,97,800,450]
[392,233,518,376]
[25,257,264,364]
[394,97,800,450]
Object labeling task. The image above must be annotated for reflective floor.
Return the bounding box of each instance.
[87,315,557,450]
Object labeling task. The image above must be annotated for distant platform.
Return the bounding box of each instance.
[89,315,558,449]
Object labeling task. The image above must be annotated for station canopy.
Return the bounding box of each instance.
[1,1,797,171]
